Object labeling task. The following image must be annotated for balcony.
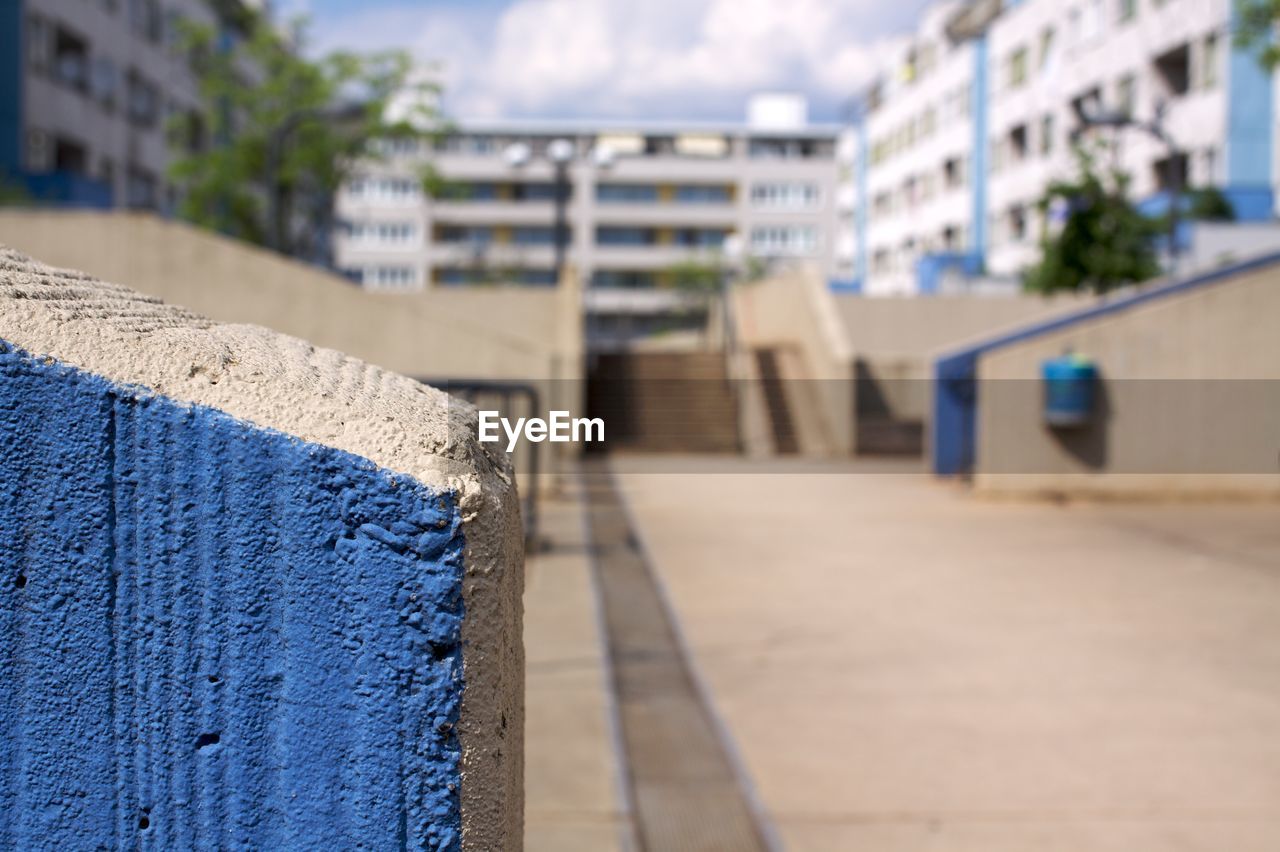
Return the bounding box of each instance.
[428,200,558,226]
[592,244,720,270]
[591,202,737,227]
[430,242,559,269]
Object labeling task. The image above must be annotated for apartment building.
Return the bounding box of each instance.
[333,95,845,338]
[852,0,1275,295]
[1,0,262,209]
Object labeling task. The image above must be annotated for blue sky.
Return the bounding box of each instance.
[292,0,935,123]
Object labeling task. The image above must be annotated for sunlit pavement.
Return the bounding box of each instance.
[523,484,632,852]
[605,456,1280,851]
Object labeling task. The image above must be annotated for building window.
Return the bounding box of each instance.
[1116,73,1137,118]
[1080,0,1104,43]
[750,182,820,209]
[591,270,657,288]
[363,266,418,289]
[596,184,659,203]
[943,156,965,189]
[129,0,163,44]
[1008,205,1028,242]
[747,138,821,160]
[512,182,562,201]
[436,225,491,244]
[749,225,818,256]
[1040,113,1055,156]
[1007,46,1028,90]
[596,227,653,246]
[1202,34,1219,89]
[27,16,50,73]
[1117,0,1136,24]
[512,226,559,245]
[674,229,727,248]
[54,137,89,175]
[349,221,417,245]
[1008,124,1029,164]
[515,269,558,285]
[90,58,119,110]
[126,165,158,209]
[1154,44,1191,97]
[674,184,731,204]
[346,176,419,202]
[53,27,90,94]
[1201,147,1218,184]
[126,70,160,128]
[1038,27,1056,74]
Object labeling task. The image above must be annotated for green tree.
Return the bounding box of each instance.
[1024,148,1162,295]
[1236,0,1280,69]
[666,257,723,295]
[1185,186,1236,221]
[169,13,444,262]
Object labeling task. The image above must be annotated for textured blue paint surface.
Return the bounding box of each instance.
[0,340,465,850]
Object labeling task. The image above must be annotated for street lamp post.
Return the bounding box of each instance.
[720,234,745,356]
[504,138,576,285]
[1072,100,1183,277]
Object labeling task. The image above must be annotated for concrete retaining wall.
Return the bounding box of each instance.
[0,211,580,383]
[735,267,856,454]
[0,248,524,849]
[974,260,1280,498]
[736,267,1092,455]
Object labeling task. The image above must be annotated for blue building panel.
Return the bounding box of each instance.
[0,341,465,850]
[970,35,989,265]
[1225,19,1275,220]
[0,0,23,175]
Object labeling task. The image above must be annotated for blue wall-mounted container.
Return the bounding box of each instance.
[1042,354,1098,427]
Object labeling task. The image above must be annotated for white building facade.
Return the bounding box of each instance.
[333,97,847,310]
[851,0,1276,295]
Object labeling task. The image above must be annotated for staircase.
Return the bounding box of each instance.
[586,352,741,453]
[754,348,799,455]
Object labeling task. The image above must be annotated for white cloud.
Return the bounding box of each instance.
[310,0,930,121]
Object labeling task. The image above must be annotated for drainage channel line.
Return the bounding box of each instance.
[581,458,772,852]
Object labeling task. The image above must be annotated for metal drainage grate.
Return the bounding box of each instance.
[583,460,770,852]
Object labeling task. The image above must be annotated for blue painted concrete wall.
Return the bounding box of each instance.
[0,339,465,850]
[930,250,1280,475]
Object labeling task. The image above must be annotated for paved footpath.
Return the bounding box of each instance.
[523,483,633,851]
[611,457,1280,851]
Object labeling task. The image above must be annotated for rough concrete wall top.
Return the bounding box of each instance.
[0,247,524,849]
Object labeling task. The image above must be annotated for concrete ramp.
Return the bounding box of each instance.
[0,248,523,850]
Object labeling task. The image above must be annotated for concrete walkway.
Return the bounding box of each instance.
[523,485,633,851]
[611,457,1280,851]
